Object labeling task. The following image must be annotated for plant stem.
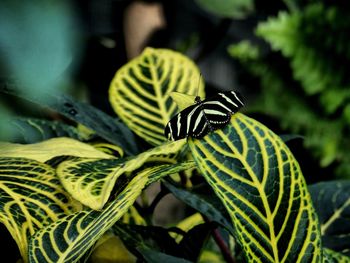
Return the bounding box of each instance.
[212,228,236,263]
[203,216,235,263]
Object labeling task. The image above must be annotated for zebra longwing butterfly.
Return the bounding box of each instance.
[164,91,244,141]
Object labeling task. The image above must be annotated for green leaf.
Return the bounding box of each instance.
[256,5,350,98]
[188,113,322,262]
[109,47,204,146]
[0,79,138,156]
[56,140,188,210]
[195,0,254,19]
[113,223,181,257]
[88,142,124,158]
[27,159,194,263]
[0,157,80,260]
[163,181,234,234]
[138,249,192,263]
[178,223,213,262]
[28,168,149,263]
[228,40,260,61]
[8,118,89,143]
[323,248,350,263]
[309,181,350,257]
[0,137,112,163]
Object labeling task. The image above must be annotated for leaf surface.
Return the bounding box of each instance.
[0,79,138,156]
[164,181,233,234]
[109,47,204,146]
[323,248,350,263]
[56,140,188,210]
[309,181,350,257]
[28,159,193,263]
[188,113,322,262]
[0,157,80,261]
[0,137,112,162]
[9,118,89,143]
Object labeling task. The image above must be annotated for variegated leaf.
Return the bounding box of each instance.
[28,168,148,263]
[0,79,138,156]
[323,248,350,263]
[109,47,205,146]
[89,142,124,158]
[28,160,194,263]
[56,140,187,210]
[188,113,322,262]
[0,157,80,261]
[309,181,350,257]
[0,137,113,162]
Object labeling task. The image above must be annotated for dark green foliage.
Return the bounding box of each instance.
[0,80,138,156]
[164,181,234,234]
[228,1,350,178]
[113,222,213,262]
[9,118,87,143]
[309,181,350,257]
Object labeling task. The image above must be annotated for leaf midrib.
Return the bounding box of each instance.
[147,52,170,125]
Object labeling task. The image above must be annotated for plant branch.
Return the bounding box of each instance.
[203,216,235,263]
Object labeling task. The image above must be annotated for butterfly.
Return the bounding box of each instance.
[164,91,244,140]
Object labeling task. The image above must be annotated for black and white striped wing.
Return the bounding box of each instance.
[164,91,244,141]
[202,91,244,128]
[164,104,208,141]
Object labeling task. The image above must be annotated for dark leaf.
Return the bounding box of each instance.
[164,181,234,234]
[0,79,138,155]
[309,180,350,257]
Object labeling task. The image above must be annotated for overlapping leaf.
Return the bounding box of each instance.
[0,157,81,261]
[56,140,187,210]
[0,79,138,156]
[28,160,195,263]
[164,181,234,234]
[28,169,148,263]
[188,113,322,262]
[9,118,89,143]
[89,142,124,158]
[109,47,205,146]
[323,249,350,263]
[323,248,350,263]
[309,181,350,257]
[0,137,112,163]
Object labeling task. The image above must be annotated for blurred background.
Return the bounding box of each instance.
[0,0,350,196]
[0,0,350,179]
[1,0,350,260]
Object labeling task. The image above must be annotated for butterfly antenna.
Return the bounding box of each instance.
[195,73,202,103]
[196,73,202,97]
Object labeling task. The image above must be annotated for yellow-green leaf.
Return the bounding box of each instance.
[109,47,205,146]
[56,140,187,210]
[170,92,197,111]
[309,181,350,257]
[0,137,113,162]
[0,157,81,261]
[188,113,322,262]
[89,142,124,158]
[28,159,192,263]
[90,233,137,263]
[28,168,147,263]
[323,248,350,263]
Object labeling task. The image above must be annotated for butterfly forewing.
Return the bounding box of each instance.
[164,91,244,141]
[164,104,199,140]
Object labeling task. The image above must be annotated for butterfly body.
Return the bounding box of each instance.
[164,91,244,141]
